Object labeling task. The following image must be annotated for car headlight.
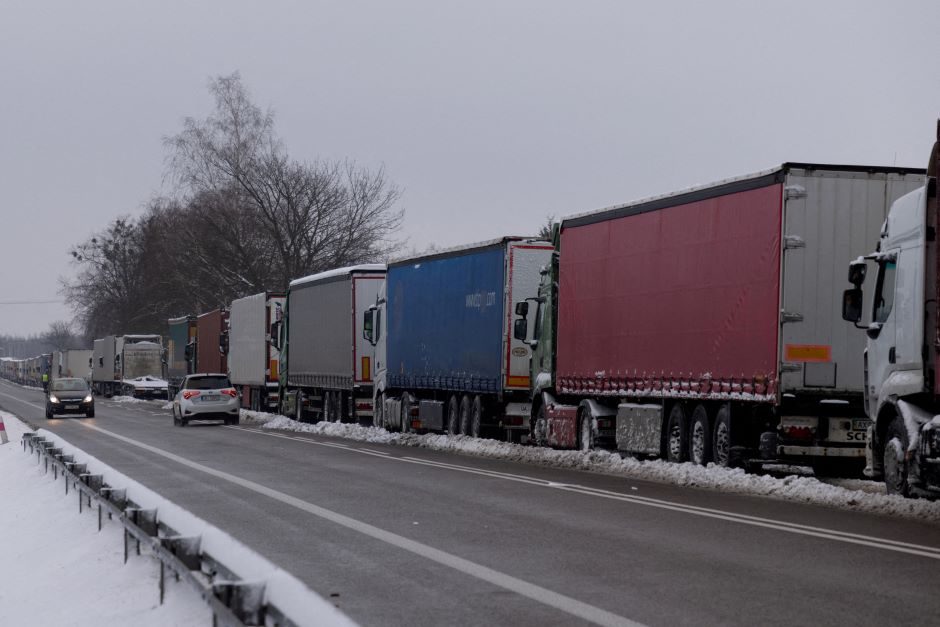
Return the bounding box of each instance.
[84,395,93,403]
[48,394,58,403]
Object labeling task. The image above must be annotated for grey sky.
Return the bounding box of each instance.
[2,0,938,336]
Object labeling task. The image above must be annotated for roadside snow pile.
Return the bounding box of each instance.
[109,395,155,404]
[259,414,940,523]
[240,408,278,424]
[0,412,206,626]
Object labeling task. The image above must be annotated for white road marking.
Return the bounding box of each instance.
[75,421,642,627]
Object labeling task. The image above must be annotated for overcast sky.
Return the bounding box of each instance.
[1,0,938,336]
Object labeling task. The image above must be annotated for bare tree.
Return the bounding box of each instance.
[42,321,77,351]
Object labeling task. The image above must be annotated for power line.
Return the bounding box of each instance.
[0,299,64,305]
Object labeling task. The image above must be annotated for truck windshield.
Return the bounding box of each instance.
[873,259,897,324]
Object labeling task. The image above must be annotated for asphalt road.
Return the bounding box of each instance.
[2,379,939,627]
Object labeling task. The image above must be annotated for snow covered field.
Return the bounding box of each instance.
[241,410,940,524]
[0,412,206,626]
[0,411,353,626]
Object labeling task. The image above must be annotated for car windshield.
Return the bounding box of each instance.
[185,376,230,390]
[51,379,88,392]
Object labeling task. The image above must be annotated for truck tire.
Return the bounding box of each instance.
[470,396,483,438]
[374,393,385,429]
[459,395,472,436]
[295,390,304,422]
[883,416,911,497]
[446,395,459,435]
[531,404,548,447]
[400,392,413,433]
[578,409,595,452]
[689,404,712,466]
[665,404,688,463]
[712,404,732,467]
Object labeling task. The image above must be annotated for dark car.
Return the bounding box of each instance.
[46,378,95,419]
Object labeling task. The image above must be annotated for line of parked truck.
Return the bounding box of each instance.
[3,123,938,497]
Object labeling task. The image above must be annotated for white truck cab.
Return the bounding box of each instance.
[843,123,940,496]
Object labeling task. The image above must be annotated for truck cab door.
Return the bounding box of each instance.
[866,252,899,411]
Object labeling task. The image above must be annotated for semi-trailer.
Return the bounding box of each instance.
[276,265,385,423]
[92,334,168,398]
[196,308,229,375]
[51,349,93,382]
[166,315,197,398]
[228,292,285,411]
[514,163,925,475]
[364,238,552,438]
[842,122,940,496]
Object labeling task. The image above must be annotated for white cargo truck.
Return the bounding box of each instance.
[228,291,285,412]
[92,334,167,398]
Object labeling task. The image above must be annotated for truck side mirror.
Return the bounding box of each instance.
[842,288,863,324]
[513,318,528,341]
[363,309,375,345]
[848,260,867,286]
[514,301,529,317]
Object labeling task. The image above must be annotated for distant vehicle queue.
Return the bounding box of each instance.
[2,150,936,495]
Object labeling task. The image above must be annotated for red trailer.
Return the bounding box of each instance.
[516,164,925,474]
[196,309,229,375]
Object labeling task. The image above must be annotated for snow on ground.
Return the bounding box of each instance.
[108,395,164,404]
[246,411,940,524]
[0,411,353,627]
[0,412,207,626]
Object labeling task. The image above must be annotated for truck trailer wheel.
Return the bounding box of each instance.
[295,390,304,422]
[689,405,712,465]
[665,404,688,463]
[400,392,413,433]
[459,395,472,436]
[470,396,483,438]
[446,395,459,435]
[883,416,911,497]
[712,404,732,467]
[530,404,548,447]
[579,409,595,452]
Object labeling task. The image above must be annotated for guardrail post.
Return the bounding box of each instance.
[161,536,201,570]
[212,581,266,626]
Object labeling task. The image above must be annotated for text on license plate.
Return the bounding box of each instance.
[65,404,79,410]
[201,395,220,402]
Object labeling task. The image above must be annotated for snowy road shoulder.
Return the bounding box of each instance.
[0,412,206,626]
[247,412,940,524]
[0,411,354,627]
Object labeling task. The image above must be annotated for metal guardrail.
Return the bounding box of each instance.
[21,432,297,627]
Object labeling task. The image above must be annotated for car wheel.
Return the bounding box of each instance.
[446,395,459,435]
[689,404,712,466]
[470,395,483,439]
[665,404,688,463]
[86,409,95,418]
[45,407,53,419]
[712,404,732,468]
[173,407,180,426]
[884,415,911,497]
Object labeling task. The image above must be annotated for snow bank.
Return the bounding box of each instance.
[256,414,940,523]
[24,417,353,627]
[0,412,207,626]
[110,395,159,404]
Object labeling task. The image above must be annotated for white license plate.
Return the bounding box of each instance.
[852,419,870,431]
[66,404,80,410]
[202,395,220,402]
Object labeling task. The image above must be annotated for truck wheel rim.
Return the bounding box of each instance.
[668,423,682,459]
[691,422,705,464]
[715,423,729,466]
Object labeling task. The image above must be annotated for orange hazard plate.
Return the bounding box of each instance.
[784,344,832,363]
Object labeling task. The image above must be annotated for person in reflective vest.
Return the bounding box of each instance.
[42,372,49,391]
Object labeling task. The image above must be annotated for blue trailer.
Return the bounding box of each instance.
[367,237,552,439]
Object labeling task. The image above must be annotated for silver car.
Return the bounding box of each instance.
[172,374,240,426]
